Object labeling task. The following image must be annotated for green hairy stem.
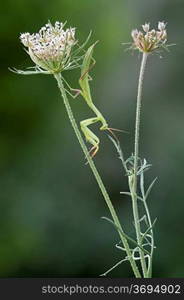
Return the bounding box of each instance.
[54,72,141,278]
[131,52,149,277]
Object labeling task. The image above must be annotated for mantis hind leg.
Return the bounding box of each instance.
[80,118,100,157]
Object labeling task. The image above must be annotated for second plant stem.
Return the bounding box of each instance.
[132,52,149,277]
[54,72,141,278]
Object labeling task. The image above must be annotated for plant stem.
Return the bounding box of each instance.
[132,52,149,277]
[54,72,141,278]
[143,198,154,277]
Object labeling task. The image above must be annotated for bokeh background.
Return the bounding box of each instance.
[0,0,183,277]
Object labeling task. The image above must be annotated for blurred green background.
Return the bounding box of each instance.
[0,0,183,277]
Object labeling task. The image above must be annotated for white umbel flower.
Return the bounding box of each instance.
[131,21,167,53]
[20,21,77,73]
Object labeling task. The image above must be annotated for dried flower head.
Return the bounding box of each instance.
[20,21,77,73]
[131,21,167,53]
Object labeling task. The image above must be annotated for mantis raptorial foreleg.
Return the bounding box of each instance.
[80,118,100,157]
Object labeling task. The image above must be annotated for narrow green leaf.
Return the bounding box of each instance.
[102,216,149,255]
[141,218,157,244]
[145,177,158,201]
[120,191,143,201]
[100,258,128,277]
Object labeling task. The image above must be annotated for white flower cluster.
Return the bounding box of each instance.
[131,22,167,53]
[20,21,76,72]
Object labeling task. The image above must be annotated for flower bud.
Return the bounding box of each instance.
[158,21,166,31]
[142,23,150,33]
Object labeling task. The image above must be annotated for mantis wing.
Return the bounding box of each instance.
[79,43,97,106]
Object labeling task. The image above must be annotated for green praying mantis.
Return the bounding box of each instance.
[62,42,111,157]
[78,43,124,157]
[78,43,110,157]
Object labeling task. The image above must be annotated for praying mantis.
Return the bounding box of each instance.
[78,43,112,157]
[60,42,115,157]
